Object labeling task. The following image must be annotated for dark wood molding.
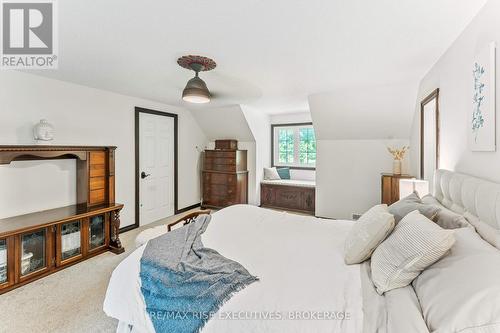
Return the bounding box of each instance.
[119,203,202,234]
[270,122,314,127]
[135,107,179,229]
[119,224,138,233]
[175,202,201,215]
[270,122,316,170]
[420,88,440,179]
[0,145,117,150]
[0,145,116,165]
[279,166,316,170]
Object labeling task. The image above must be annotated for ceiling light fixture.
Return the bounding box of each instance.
[177,55,216,104]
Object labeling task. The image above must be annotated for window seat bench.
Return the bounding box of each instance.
[260,179,315,215]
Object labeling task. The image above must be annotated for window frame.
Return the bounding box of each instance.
[271,122,316,170]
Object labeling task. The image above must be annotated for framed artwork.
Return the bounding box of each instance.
[470,42,496,151]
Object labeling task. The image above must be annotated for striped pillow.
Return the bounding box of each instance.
[370,210,455,295]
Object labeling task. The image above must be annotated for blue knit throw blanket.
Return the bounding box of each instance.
[140,215,259,333]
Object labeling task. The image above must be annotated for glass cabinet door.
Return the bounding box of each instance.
[61,221,81,261]
[21,229,46,276]
[0,239,7,284]
[89,215,105,250]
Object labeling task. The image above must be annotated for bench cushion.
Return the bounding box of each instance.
[261,179,315,188]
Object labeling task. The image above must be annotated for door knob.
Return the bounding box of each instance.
[141,171,151,179]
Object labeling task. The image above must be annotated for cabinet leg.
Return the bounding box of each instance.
[109,210,125,254]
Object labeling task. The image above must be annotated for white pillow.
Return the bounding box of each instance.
[371,210,455,295]
[263,167,281,180]
[344,204,395,265]
[463,212,500,250]
[413,227,500,332]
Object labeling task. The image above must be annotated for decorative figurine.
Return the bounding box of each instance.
[33,119,55,144]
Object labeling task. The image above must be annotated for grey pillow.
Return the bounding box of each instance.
[421,195,473,230]
[388,192,440,223]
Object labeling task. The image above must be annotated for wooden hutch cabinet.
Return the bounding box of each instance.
[202,142,248,209]
[0,146,124,294]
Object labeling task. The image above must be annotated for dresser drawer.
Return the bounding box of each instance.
[202,149,247,209]
[205,157,236,165]
[204,172,236,185]
[204,164,236,172]
[89,163,106,177]
[89,176,105,190]
[203,195,236,208]
[89,151,106,165]
[89,189,105,205]
[205,151,236,159]
[204,183,236,197]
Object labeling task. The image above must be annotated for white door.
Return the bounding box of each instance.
[139,112,175,225]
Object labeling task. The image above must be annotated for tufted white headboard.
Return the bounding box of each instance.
[434,169,500,248]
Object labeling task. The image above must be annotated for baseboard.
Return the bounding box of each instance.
[119,224,138,233]
[121,203,201,233]
[314,214,337,220]
[175,202,201,214]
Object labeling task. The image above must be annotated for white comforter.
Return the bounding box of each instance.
[104,205,363,332]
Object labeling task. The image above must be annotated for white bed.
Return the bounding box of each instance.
[104,169,500,333]
[104,204,428,333]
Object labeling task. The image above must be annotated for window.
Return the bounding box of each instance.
[272,123,316,168]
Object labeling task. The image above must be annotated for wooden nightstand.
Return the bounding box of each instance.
[381,173,414,205]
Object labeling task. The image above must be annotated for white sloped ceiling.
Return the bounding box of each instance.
[309,83,418,140]
[189,105,255,142]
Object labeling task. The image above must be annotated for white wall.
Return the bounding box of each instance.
[190,105,255,141]
[409,0,500,184]
[194,105,259,205]
[290,169,315,181]
[270,112,312,124]
[309,87,414,219]
[0,71,208,227]
[315,139,410,219]
[241,106,270,205]
[309,85,416,141]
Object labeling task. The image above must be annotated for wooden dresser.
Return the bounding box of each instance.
[202,149,248,209]
[381,173,413,205]
[0,146,124,295]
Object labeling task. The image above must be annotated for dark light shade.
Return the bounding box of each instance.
[182,73,210,104]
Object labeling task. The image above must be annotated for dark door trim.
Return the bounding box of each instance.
[127,107,179,232]
[420,88,440,179]
[270,122,315,170]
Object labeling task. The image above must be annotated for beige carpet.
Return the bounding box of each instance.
[0,209,200,333]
